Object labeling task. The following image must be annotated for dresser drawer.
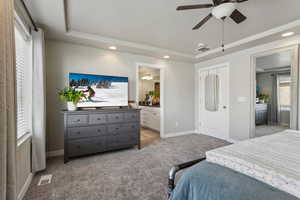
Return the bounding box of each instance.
[124,112,138,122]
[107,113,124,123]
[68,126,106,139]
[106,134,137,149]
[68,137,106,157]
[107,124,122,135]
[67,115,88,126]
[89,114,107,124]
[122,123,139,132]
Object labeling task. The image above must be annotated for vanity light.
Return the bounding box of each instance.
[109,46,117,50]
[141,74,153,80]
[163,55,170,59]
[281,32,294,37]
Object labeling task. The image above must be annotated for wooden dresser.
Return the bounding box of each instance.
[62,108,140,163]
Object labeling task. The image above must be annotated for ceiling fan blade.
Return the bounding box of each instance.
[223,0,248,3]
[235,0,248,2]
[176,4,213,11]
[212,0,223,5]
[230,9,247,24]
[193,13,213,30]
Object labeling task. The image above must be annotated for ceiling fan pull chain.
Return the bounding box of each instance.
[221,19,225,52]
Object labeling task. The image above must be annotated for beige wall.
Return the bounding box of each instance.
[195,35,300,141]
[45,40,195,151]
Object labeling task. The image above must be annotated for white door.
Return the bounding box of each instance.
[198,65,229,140]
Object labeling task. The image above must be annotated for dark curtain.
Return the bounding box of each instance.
[268,73,279,125]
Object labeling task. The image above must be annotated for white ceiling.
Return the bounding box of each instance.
[256,50,292,70]
[25,0,300,63]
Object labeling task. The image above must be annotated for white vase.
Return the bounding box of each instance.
[67,102,77,111]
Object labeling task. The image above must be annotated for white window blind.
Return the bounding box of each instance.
[15,26,32,139]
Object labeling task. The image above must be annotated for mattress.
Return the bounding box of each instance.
[171,161,299,200]
[206,130,300,198]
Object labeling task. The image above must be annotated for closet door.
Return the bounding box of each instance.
[198,65,229,140]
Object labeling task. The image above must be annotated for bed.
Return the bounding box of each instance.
[168,130,300,200]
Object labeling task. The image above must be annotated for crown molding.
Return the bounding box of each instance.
[60,0,300,63]
[65,30,195,59]
[196,19,300,59]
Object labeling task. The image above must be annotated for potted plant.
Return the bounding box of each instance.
[58,87,86,111]
[258,93,269,104]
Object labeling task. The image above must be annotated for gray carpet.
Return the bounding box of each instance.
[255,125,288,137]
[24,134,229,200]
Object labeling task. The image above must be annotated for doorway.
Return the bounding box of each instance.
[136,63,164,147]
[198,63,230,141]
[251,46,299,138]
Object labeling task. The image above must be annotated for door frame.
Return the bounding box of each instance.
[135,62,165,138]
[197,62,230,141]
[250,45,300,138]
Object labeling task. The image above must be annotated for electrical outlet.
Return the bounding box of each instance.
[38,174,53,186]
[175,122,179,127]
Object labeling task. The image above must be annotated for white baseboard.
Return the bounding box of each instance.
[162,130,195,138]
[46,149,64,158]
[226,138,239,144]
[18,173,33,200]
[194,131,239,144]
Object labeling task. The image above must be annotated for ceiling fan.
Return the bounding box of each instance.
[177,0,248,30]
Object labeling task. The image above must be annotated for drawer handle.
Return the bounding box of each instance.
[76,131,80,135]
[97,118,101,120]
[115,116,119,119]
[115,127,119,130]
[131,126,135,128]
[97,129,101,132]
[76,119,81,122]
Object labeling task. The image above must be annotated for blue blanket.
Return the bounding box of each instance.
[171,161,299,200]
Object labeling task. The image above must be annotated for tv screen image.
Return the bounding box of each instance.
[69,73,128,107]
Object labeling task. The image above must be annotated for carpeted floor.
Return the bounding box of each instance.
[255,125,288,137]
[24,134,229,200]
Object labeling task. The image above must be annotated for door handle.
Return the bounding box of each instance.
[223,106,227,109]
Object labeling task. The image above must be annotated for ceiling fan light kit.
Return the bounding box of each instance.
[177,0,248,52]
[212,3,236,19]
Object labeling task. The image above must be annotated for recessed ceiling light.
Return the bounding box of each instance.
[109,46,117,50]
[163,55,170,59]
[281,32,294,37]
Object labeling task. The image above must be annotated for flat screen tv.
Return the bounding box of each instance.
[69,73,128,107]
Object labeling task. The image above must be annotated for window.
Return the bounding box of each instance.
[15,25,32,139]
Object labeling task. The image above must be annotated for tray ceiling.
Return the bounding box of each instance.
[25,0,300,62]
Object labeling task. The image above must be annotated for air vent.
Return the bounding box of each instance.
[38,174,53,186]
[197,47,210,52]
[196,43,210,53]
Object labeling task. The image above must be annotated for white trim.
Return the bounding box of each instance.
[136,63,165,138]
[67,31,194,59]
[196,63,230,141]
[226,138,239,144]
[46,149,64,157]
[161,130,195,138]
[17,173,33,200]
[197,62,230,71]
[195,130,238,143]
[249,45,300,138]
[196,19,300,59]
[17,133,31,147]
[14,11,31,40]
